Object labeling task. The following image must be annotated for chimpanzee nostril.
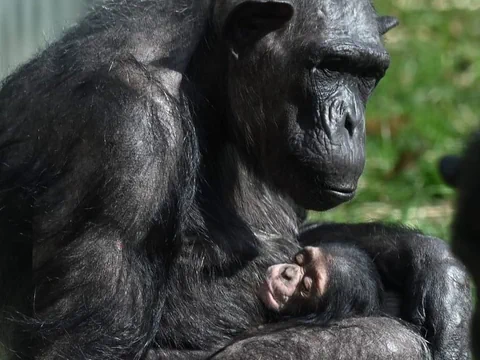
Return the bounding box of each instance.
[344,112,355,137]
[325,96,363,139]
[281,266,296,282]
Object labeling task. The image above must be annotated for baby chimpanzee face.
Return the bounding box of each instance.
[259,243,384,321]
[258,246,330,314]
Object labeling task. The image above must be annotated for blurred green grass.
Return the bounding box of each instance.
[310,0,480,241]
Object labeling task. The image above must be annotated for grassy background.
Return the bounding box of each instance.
[310,0,480,241]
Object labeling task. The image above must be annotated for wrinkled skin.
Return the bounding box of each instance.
[259,246,331,313]
[0,0,472,359]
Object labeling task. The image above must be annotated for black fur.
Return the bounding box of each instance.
[0,0,472,359]
[440,132,480,359]
[315,243,384,322]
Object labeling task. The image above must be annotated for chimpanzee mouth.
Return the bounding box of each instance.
[259,283,284,312]
[259,283,288,311]
[263,290,281,311]
[324,187,356,200]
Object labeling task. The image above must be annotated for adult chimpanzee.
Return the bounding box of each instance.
[259,244,384,319]
[0,0,472,359]
[440,134,480,359]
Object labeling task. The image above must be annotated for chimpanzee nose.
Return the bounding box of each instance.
[326,92,363,139]
[340,101,363,138]
[281,265,297,282]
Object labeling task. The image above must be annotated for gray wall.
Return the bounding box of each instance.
[0,0,95,79]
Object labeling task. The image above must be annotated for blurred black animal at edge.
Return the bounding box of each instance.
[0,0,472,359]
[440,134,480,359]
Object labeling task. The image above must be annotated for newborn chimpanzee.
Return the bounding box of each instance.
[258,244,385,323]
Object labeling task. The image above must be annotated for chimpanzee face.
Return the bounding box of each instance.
[258,246,330,314]
[218,0,398,210]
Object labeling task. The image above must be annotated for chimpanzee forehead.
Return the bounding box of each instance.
[215,0,380,41]
[315,0,376,21]
[293,0,381,44]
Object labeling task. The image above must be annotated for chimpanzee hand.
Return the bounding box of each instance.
[299,222,473,360]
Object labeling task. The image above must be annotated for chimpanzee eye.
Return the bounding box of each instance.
[302,276,312,294]
[295,252,305,265]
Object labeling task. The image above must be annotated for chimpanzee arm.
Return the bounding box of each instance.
[146,317,429,360]
[1,37,199,360]
[0,2,211,359]
[299,223,472,360]
[209,317,430,360]
[145,349,211,360]
[24,69,192,359]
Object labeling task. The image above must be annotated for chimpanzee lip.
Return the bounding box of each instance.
[324,187,356,199]
[264,290,281,311]
[259,283,281,311]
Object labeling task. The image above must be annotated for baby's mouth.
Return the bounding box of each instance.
[259,282,288,312]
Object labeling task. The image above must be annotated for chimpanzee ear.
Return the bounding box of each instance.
[377,15,399,35]
[220,1,294,52]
